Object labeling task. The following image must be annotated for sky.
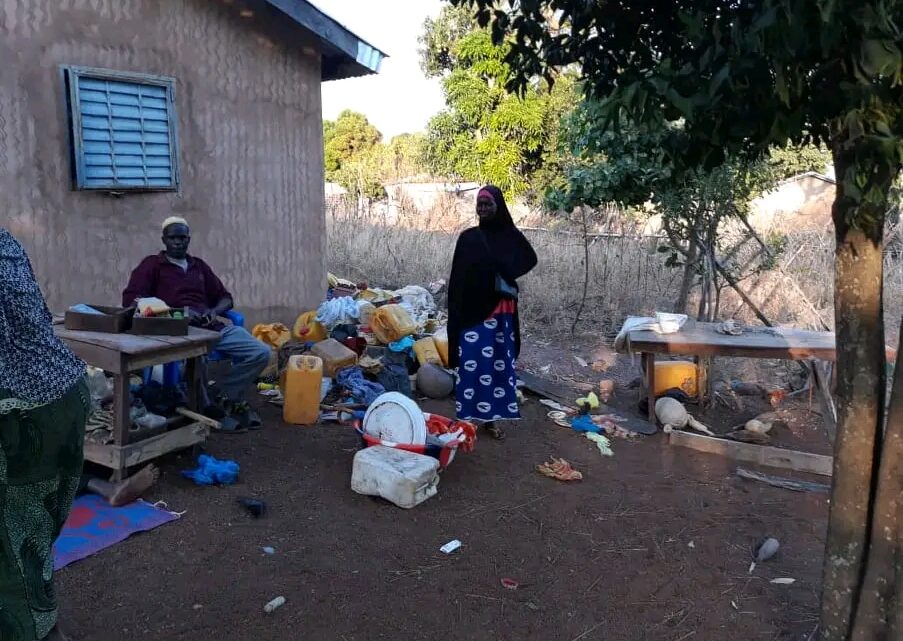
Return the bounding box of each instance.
[310,0,447,140]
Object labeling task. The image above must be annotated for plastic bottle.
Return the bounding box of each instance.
[282,355,324,425]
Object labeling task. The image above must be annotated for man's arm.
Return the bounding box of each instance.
[122,257,156,307]
[199,260,234,324]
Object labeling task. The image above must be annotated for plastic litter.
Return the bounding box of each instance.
[262,546,275,555]
[500,578,520,590]
[536,458,583,481]
[770,577,795,585]
[264,596,286,613]
[388,336,415,354]
[749,537,780,573]
[440,539,462,554]
[238,497,267,518]
[336,367,385,405]
[316,297,360,329]
[585,432,614,457]
[181,455,239,486]
[570,415,599,433]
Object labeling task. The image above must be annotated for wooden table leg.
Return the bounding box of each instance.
[643,352,656,423]
[185,358,207,412]
[111,367,131,482]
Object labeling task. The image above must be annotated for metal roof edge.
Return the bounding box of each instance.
[262,0,388,79]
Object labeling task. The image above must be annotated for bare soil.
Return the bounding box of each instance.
[57,338,829,641]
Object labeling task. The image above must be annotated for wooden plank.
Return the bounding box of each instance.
[55,326,219,355]
[63,340,122,373]
[176,407,221,430]
[113,423,209,469]
[813,360,837,443]
[626,322,836,361]
[736,467,831,493]
[83,441,116,468]
[126,344,210,371]
[518,370,578,406]
[669,429,833,476]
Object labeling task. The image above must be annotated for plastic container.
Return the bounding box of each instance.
[292,310,327,342]
[413,337,442,366]
[282,355,324,425]
[351,445,440,509]
[311,338,357,377]
[654,360,699,398]
[370,304,417,344]
[432,326,450,366]
[362,392,427,445]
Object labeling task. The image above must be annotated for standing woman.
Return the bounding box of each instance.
[0,228,89,641]
[447,185,537,440]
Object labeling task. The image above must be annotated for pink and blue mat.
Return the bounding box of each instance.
[53,494,180,570]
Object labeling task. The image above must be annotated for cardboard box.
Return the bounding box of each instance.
[64,305,134,333]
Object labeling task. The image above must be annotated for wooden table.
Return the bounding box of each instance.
[623,321,836,422]
[55,326,221,480]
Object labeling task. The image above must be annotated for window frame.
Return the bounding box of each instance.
[62,65,181,192]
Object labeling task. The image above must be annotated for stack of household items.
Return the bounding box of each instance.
[252,273,476,508]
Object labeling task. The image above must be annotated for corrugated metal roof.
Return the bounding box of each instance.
[260,0,387,80]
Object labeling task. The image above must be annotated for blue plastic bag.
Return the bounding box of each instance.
[182,454,240,486]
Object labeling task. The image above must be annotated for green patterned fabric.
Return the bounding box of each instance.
[0,379,88,641]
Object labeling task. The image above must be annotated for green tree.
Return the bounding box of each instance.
[456,1,903,638]
[384,133,428,182]
[419,6,575,199]
[323,110,382,182]
[323,110,384,199]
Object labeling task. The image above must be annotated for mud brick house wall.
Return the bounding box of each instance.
[1,0,384,324]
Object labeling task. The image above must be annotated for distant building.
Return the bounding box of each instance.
[749,172,836,232]
[3,0,385,323]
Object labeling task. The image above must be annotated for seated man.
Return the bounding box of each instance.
[123,216,270,431]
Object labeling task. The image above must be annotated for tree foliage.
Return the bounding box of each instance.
[324,109,382,184]
[452,2,903,639]
[419,6,575,198]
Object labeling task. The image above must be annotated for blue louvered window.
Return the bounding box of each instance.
[63,67,180,191]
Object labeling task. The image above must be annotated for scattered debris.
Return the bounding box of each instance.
[770,578,796,585]
[749,537,780,573]
[500,578,520,590]
[536,458,583,482]
[547,411,571,428]
[440,539,462,554]
[585,432,614,457]
[735,468,831,494]
[238,498,267,518]
[717,320,744,336]
[655,397,715,436]
[598,379,614,403]
[264,596,286,613]
[688,541,695,549]
[539,399,571,412]
[262,546,276,555]
[576,392,600,412]
[575,356,588,368]
[181,455,239,486]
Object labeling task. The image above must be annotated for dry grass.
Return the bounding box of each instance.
[326,199,903,344]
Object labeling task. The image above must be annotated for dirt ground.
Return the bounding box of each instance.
[57,342,830,641]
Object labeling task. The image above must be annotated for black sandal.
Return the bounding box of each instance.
[483,422,506,440]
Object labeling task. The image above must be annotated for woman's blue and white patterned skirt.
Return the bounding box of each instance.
[455,300,520,423]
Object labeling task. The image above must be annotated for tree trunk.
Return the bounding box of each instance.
[675,237,698,314]
[851,316,903,640]
[820,145,897,641]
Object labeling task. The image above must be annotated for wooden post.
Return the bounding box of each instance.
[111,355,130,482]
[643,352,656,423]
